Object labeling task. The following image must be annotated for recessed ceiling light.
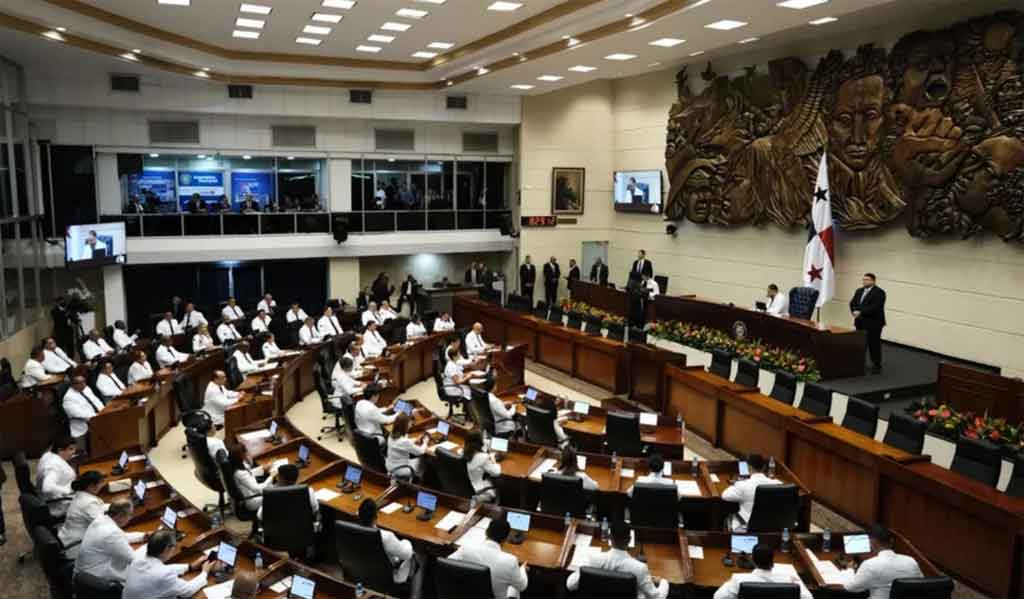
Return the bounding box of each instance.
[488,1,522,11]
[238,3,271,14]
[705,19,747,30]
[381,21,412,31]
[568,65,596,72]
[119,53,138,61]
[55,26,67,32]
[510,84,534,90]
[131,48,142,53]
[197,155,207,159]
[396,8,428,18]
[625,13,633,18]
[368,34,395,43]
[157,0,190,5]
[650,37,685,47]
[737,37,759,44]
[202,66,211,71]
[412,51,438,58]
[42,31,65,41]
[287,156,295,160]
[233,30,260,39]
[415,0,445,3]
[428,41,454,49]
[296,37,323,45]
[321,0,355,7]
[777,0,828,8]
[566,37,580,47]
[689,50,705,56]
[808,16,837,25]
[194,71,209,78]
[537,75,563,81]
[477,67,490,75]
[303,25,332,35]
[388,158,396,162]
[604,53,637,61]
[356,45,382,53]
[149,153,160,158]
[311,13,343,23]
[648,62,661,67]
[243,155,252,160]
[235,17,265,29]
[445,80,453,86]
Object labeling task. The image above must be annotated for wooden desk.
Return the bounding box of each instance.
[937,362,1024,424]
[664,366,751,446]
[123,499,214,557]
[460,504,572,570]
[569,279,631,316]
[233,418,303,457]
[304,461,394,518]
[682,532,812,590]
[370,333,443,393]
[570,522,690,586]
[257,560,389,599]
[253,438,340,484]
[224,391,275,444]
[375,483,470,548]
[717,387,819,462]
[793,530,941,591]
[0,385,63,458]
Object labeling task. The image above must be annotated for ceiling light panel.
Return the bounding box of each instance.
[321,0,356,8]
[705,19,747,30]
[649,37,685,47]
[537,75,563,81]
[303,25,332,35]
[488,2,523,11]
[809,16,837,25]
[238,3,271,14]
[157,0,190,5]
[604,53,637,61]
[428,42,454,49]
[381,22,412,31]
[396,8,429,18]
[412,51,438,58]
[568,65,596,72]
[296,37,323,45]
[510,84,534,90]
[368,34,395,43]
[357,45,382,53]
[233,30,260,39]
[234,17,265,29]
[777,0,828,8]
[311,13,343,23]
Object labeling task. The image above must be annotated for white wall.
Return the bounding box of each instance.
[329,258,360,304]
[358,252,511,293]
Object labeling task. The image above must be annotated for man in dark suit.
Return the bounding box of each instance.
[543,257,560,305]
[465,262,481,285]
[849,272,887,373]
[186,193,207,214]
[519,256,536,302]
[240,195,261,213]
[567,259,581,285]
[629,249,654,287]
[589,258,609,286]
[397,274,417,314]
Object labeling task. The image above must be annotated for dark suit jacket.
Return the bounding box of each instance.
[630,259,654,280]
[543,263,560,284]
[567,266,580,282]
[371,280,393,304]
[400,280,415,297]
[520,264,536,288]
[464,269,481,284]
[849,286,887,328]
[590,263,609,285]
[356,292,369,311]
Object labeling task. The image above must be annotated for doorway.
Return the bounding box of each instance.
[581,241,608,283]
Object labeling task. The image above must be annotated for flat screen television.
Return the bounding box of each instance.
[65,222,127,269]
[613,170,663,214]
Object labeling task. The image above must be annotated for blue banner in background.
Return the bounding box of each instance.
[231,171,274,208]
[177,171,225,208]
[127,169,176,211]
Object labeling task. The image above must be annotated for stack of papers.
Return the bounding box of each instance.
[380,502,404,515]
[203,579,234,599]
[675,480,702,496]
[569,538,601,571]
[620,468,635,479]
[456,525,489,547]
[710,474,721,483]
[145,480,166,489]
[238,429,273,442]
[772,563,814,595]
[437,441,460,452]
[688,545,704,559]
[313,488,340,503]
[268,577,292,593]
[107,479,132,493]
[435,511,466,531]
[805,548,856,585]
[269,458,289,471]
[529,458,558,481]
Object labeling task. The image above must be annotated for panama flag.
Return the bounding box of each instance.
[803,152,835,308]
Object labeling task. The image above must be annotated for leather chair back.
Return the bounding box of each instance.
[227,359,243,389]
[1007,457,1024,498]
[799,383,832,418]
[583,315,603,335]
[629,482,678,528]
[15,451,36,495]
[841,397,879,438]
[746,484,800,532]
[738,582,801,598]
[566,311,584,329]
[533,301,549,320]
[606,411,643,457]
[889,576,954,599]
[31,524,74,599]
[434,557,493,599]
[734,359,760,388]
[469,387,496,436]
[526,405,560,447]
[950,436,1002,487]
[185,428,223,493]
[709,350,732,379]
[606,323,625,342]
[314,363,343,415]
[577,566,637,597]
[654,275,668,295]
[769,372,797,405]
[333,521,400,594]
[539,472,587,516]
[353,429,387,473]
[627,327,647,344]
[548,306,564,325]
[215,452,257,521]
[172,374,199,414]
[261,485,316,557]
[787,287,819,320]
[73,570,123,599]
[882,412,927,455]
[435,447,476,498]
[20,493,58,531]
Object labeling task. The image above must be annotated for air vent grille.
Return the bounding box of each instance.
[272,125,317,148]
[374,129,415,151]
[462,132,499,153]
[110,75,140,92]
[446,95,468,110]
[148,120,200,144]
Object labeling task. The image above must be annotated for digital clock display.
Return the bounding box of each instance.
[520,215,557,227]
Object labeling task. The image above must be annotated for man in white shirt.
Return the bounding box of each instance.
[82,329,115,361]
[299,316,322,346]
[112,321,137,350]
[221,297,245,322]
[257,293,276,315]
[406,315,427,340]
[443,347,472,399]
[42,337,77,374]
[251,309,272,333]
[232,341,258,375]
[21,346,51,388]
[355,384,397,436]
[362,321,387,357]
[358,499,416,584]
[449,518,529,599]
[480,379,516,437]
[216,320,242,344]
[331,357,363,403]
[262,333,282,359]
[155,336,190,368]
[285,302,308,324]
[203,370,239,426]
[37,437,78,517]
[465,322,490,356]
[641,273,660,299]
[95,361,127,399]
[75,499,146,583]
[344,339,365,374]
[121,530,215,599]
[841,526,923,599]
[762,284,789,317]
[433,312,455,332]
[378,301,398,323]
[128,350,154,385]
[318,306,343,338]
[362,302,381,327]
[63,376,105,444]
[180,303,207,330]
[721,454,784,532]
[155,312,183,338]
[567,520,668,599]
[713,544,811,599]
[626,453,682,498]
[81,230,107,259]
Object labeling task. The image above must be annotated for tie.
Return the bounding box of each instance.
[331,318,340,335]
[57,351,73,366]
[220,386,225,394]
[861,287,871,305]
[110,375,124,390]
[84,391,103,413]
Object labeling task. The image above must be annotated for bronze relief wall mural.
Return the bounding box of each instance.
[664,10,1024,241]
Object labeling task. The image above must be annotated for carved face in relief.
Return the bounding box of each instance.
[680,157,727,223]
[829,75,886,172]
[895,35,955,108]
[956,135,1024,219]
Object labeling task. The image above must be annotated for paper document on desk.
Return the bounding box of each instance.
[437,441,460,452]
[238,429,273,442]
[620,468,635,479]
[313,488,341,503]
[107,479,132,493]
[529,458,558,481]
[688,545,704,559]
[639,412,658,427]
[203,577,234,599]
[676,480,702,496]
[710,474,720,483]
[557,409,572,420]
[576,456,587,470]
[256,362,279,373]
[145,480,166,489]
[805,548,855,585]
[128,454,147,462]
[269,458,289,471]
[569,545,602,570]
[772,563,813,595]
[456,525,488,547]
[435,511,466,531]
[268,577,292,593]
[380,502,404,515]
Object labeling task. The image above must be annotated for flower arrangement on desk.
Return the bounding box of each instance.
[908,399,1023,452]
[646,320,821,382]
[558,299,627,327]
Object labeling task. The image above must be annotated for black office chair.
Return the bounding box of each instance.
[654,275,669,295]
[548,306,564,325]
[17,493,62,563]
[606,322,625,342]
[227,359,243,390]
[261,485,317,559]
[744,484,801,533]
[184,426,227,516]
[314,363,345,441]
[173,374,202,458]
[539,472,588,517]
[1006,456,1024,498]
[14,451,39,496]
[469,387,515,438]
[31,524,74,599]
[738,582,801,598]
[799,382,832,419]
[73,570,123,599]
[353,429,388,474]
[434,557,494,599]
[626,326,647,344]
[841,397,879,438]
[950,436,1002,487]
[433,357,467,422]
[533,301,549,320]
[769,371,797,406]
[334,521,408,596]
[215,452,260,538]
[882,412,928,456]
[889,576,955,599]
[628,482,679,528]
[605,411,644,457]
[734,359,760,388]
[567,311,584,329]
[583,315,603,336]
[525,405,561,447]
[576,566,637,597]
[709,349,733,379]
[787,287,819,321]
[435,447,495,501]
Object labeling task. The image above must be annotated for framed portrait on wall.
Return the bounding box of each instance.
[551,167,585,215]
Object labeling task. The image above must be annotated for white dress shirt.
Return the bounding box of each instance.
[318,314,343,337]
[155,344,189,368]
[567,547,669,599]
[489,393,517,436]
[234,466,273,512]
[257,299,276,314]
[363,329,387,357]
[181,310,208,330]
[378,308,398,323]
[449,539,529,599]
[207,437,227,462]
[355,398,397,436]
[627,471,680,498]
[406,321,427,339]
[43,347,76,374]
[443,360,471,399]
[112,328,137,350]
[128,361,154,385]
[121,556,206,599]
[643,278,661,298]
[155,318,183,337]
[37,451,75,516]
[203,381,239,425]
[286,308,309,323]
[721,473,784,532]
[361,310,381,326]
[192,334,215,352]
[344,351,365,371]
[234,351,258,375]
[434,317,455,332]
[21,358,49,388]
[466,331,488,356]
[299,324,322,346]
[251,316,271,333]
[83,338,114,361]
[843,550,923,599]
[386,436,428,476]
[378,528,415,583]
[331,364,361,402]
[713,567,812,599]
[467,452,501,493]
[216,322,241,342]
[765,293,789,317]
[58,491,106,558]
[263,341,282,359]
[222,304,245,321]
[63,386,105,438]
[75,514,146,582]
[96,372,127,398]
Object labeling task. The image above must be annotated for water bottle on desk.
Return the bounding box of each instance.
[600,517,609,543]
[690,457,699,477]
[254,551,263,571]
[564,512,572,530]
[781,527,791,553]
[355,582,365,597]
[822,529,832,552]
[768,456,777,478]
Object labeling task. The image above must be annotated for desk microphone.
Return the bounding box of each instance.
[722,552,735,568]
[416,508,434,522]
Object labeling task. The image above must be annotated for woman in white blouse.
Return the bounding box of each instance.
[405,315,427,340]
[58,470,107,558]
[37,437,78,517]
[262,333,282,359]
[228,447,272,513]
[232,341,258,375]
[128,350,154,385]
[557,446,598,491]
[464,431,501,503]
[192,323,216,353]
[385,413,429,479]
